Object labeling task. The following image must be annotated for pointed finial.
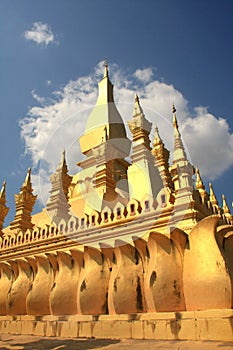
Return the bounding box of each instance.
[172,103,189,164]
[209,182,218,205]
[103,58,109,78]
[172,102,176,114]
[222,194,230,214]
[172,102,179,130]
[135,93,139,103]
[0,181,6,199]
[57,149,67,170]
[61,149,66,164]
[153,125,162,146]
[133,93,144,118]
[22,168,31,188]
[173,115,178,131]
[195,168,205,190]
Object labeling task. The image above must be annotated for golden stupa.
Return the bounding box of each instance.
[0,62,232,341]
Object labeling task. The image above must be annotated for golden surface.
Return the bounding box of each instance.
[0,63,232,339]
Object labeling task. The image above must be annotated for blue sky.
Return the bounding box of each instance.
[0,0,233,225]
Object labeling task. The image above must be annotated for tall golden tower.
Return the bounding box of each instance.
[70,61,131,214]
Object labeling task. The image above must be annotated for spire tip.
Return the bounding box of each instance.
[0,180,6,198]
[135,93,139,103]
[103,58,109,78]
[172,102,176,114]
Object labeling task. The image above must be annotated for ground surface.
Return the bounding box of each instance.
[0,335,232,350]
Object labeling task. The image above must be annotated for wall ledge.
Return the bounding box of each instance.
[0,309,232,341]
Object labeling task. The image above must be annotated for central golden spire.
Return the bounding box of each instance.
[79,61,130,157]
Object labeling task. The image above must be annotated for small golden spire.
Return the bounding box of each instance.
[209,183,218,205]
[57,149,66,170]
[0,180,8,234]
[195,168,208,203]
[155,125,160,137]
[128,93,152,150]
[46,149,72,223]
[195,168,205,190]
[133,93,144,118]
[22,168,32,190]
[222,194,230,214]
[172,103,188,165]
[151,125,173,189]
[153,125,162,147]
[172,103,179,130]
[0,181,6,199]
[10,168,37,232]
[103,58,109,78]
[62,149,65,160]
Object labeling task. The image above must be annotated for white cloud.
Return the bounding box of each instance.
[24,22,56,46]
[182,107,233,179]
[20,61,233,205]
[134,68,153,83]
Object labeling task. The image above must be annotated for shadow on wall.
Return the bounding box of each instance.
[229,316,233,332]
[169,312,182,340]
[2,338,120,350]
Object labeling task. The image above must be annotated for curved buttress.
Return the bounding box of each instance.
[77,246,110,315]
[216,226,233,308]
[50,250,83,315]
[0,262,13,315]
[108,240,146,314]
[183,216,232,310]
[26,255,54,315]
[144,231,186,312]
[7,259,33,315]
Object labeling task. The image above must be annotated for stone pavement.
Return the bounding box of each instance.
[0,335,232,350]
